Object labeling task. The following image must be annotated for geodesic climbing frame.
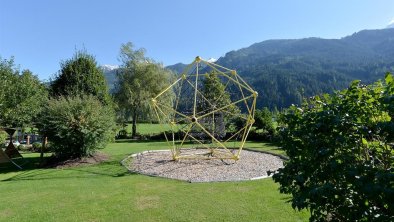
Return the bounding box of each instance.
[151,56,257,160]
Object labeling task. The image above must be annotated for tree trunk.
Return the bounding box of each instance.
[132,110,137,138]
[40,136,47,166]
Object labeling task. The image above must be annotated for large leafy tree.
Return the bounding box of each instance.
[50,51,112,105]
[114,42,174,137]
[0,57,48,128]
[273,73,394,221]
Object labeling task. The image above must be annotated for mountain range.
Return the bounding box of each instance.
[104,28,394,109]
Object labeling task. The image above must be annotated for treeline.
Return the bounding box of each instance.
[0,42,175,161]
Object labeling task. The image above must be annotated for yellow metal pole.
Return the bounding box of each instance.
[151,103,174,156]
[236,97,257,158]
[193,57,200,117]
[224,123,249,143]
[174,78,185,112]
[154,77,182,99]
[198,95,254,119]
[211,78,231,106]
[195,121,233,156]
[235,74,252,114]
[155,101,191,120]
[204,62,254,93]
[201,59,233,72]
[185,79,215,108]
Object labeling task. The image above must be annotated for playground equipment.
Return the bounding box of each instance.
[151,56,257,160]
[0,128,23,169]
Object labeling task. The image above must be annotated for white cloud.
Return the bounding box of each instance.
[387,19,394,28]
[207,58,217,63]
[101,64,119,71]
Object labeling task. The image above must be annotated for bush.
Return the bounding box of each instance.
[37,95,116,159]
[116,129,128,139]
[254,107,276,135]
[32,142,42,151]
[0,130,7,148]
[0,130,7,141]
[273,74,394,221]
[17,144,26,151]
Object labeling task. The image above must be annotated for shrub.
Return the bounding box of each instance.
[273,74,394,221]
[32,142,42,151]
[17,144,26,151]
[116,129,128,139]
[37,95,116,159]
[254,107,276,135]
[0,130,7,148]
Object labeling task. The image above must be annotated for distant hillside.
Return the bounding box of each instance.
[167,28,394,109]
[166,63,188,74]
[101,65,119,92]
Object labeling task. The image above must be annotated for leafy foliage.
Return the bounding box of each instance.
[0,57,48,127]
[50,51,112,105]
[37,95,116,159]
[200,71,239,116]
[273,73,394,221]
[0,129,7,146]
[114,42,174,137]
[32,142,42,152]
[254,107,276,134]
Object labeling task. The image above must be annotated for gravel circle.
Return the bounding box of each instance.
[122,149,284,182]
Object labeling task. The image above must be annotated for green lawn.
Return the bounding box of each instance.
[0,141,308,222]
[121,123,174,135]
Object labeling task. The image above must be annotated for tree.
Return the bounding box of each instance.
[254,107,275,134]
[37,95,116,159]
[114,42,174,137]
[0,57,48,128]
[201,71,233,110]
[199,71,239,136]
[273,73,394,221]
[50,51,112,105]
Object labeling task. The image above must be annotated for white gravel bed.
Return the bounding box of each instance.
[123,149,284,182]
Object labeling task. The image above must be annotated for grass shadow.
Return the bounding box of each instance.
[1,159,134,182]
[0,155,48,174]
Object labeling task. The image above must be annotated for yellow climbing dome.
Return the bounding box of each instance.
[151,56,257,160]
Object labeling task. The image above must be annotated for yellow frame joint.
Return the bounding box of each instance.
[195,56,201,63]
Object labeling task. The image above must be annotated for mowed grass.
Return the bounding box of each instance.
[0,139,307,222]
[122,123,174,135]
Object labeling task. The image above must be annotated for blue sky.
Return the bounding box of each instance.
[1,0,393,80]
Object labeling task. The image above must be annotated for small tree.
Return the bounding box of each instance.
[37,95,116,159]
[273,73,394,221]
[50,51,112,105]
[114,42,174,137]
[254,107,275,135]
[201,71,233,110]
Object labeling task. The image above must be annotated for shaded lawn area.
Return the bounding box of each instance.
[0,141,307,222]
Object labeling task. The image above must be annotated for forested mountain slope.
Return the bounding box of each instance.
[167,28,394,109]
